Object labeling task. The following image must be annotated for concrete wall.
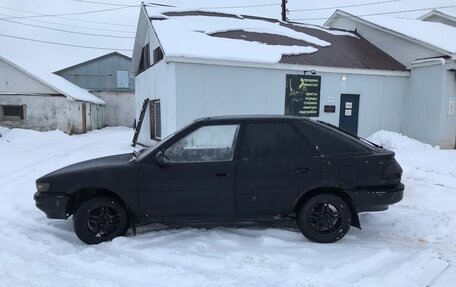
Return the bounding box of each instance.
[94,91,135,127]
[0,94,89,134]
[403,62,456,148]
[173,62,408,139]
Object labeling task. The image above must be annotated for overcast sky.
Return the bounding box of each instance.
[1,0,455,74]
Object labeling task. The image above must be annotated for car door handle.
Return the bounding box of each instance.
[296,168,310,174]
[216,171,230,177]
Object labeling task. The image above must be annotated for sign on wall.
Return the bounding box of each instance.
[285,74,321,117]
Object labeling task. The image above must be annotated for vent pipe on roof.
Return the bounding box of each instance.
[282,0,287,21]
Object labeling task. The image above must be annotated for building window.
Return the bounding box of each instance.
[153,47,163,65]
[149,99,161,140]
[116,70,129,88]
[1,105,25,121]
[138,43,150,73]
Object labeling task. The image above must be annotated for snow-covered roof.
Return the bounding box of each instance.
[138,7,405,71]
[0,54,105,105]
[326,10,456,56]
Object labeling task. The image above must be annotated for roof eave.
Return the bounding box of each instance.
[326,10,455,57]
[164,55,410,77]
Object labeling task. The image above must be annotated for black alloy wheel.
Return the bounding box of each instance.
[74,197,129,245]
[297,194,351,243]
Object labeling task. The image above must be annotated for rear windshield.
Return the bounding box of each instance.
[296,120,374,155]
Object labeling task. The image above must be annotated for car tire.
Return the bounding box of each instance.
[297,194,351,243]
[73,196,129,245]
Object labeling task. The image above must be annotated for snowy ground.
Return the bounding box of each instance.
[0,126,455,287]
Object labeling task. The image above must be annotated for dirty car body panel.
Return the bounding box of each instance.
[34,115,404,243]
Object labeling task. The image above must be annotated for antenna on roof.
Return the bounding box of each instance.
[281,0,288,21]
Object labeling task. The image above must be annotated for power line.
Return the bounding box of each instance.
[0,32,132,51]
[73,0,139,7]
[196,3,280,9]
[0,13,135,33]
[290,0,403,12]
[289,5,456,21]
[0,6,135,22]
[0,18,135,38]
[0,7,135,32]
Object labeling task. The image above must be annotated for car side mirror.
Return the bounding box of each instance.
[155,150,165,165]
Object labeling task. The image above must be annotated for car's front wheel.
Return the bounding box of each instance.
[297,194,351,243]
[73,196,129,244]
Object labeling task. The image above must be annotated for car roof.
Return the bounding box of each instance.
[195,114,309,123]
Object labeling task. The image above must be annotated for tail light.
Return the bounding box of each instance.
[382,161,403,180]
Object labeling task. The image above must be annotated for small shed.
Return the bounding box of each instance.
[131,5,408,146]
[55,52,135,127]
[0,54,105,134]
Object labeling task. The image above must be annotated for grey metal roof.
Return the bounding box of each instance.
[153,11,406,71]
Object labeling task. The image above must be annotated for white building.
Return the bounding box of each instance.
[131,5,412,147]
[0,54,105,134]
[326,10,456,148]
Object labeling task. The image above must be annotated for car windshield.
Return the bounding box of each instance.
[133,123,190,161]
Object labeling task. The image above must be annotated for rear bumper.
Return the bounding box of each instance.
[34,191,70,219]
[348,183,404,212]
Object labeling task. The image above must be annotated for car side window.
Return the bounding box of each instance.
[164,124,240,163]
[297,122,367,155]
[243,122,318,160]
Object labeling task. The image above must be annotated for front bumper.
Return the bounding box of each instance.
[34,191,70,219]
[348,183,404,212]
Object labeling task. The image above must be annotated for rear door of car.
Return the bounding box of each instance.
[235,120,323,216]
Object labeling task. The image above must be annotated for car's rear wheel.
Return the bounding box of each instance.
[73,196,129,245]
[297,194,351,243]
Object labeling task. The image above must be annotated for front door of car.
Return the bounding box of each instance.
[138,124,241,218]
[235,122,323,216]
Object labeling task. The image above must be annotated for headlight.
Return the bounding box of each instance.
[36,182,51,192]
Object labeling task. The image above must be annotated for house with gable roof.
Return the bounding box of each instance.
[326,10,456,148]
[131,4,410,146]
[55,52,135,128]
[0,54,105,134]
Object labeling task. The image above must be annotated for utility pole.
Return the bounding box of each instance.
[281,0,287,21]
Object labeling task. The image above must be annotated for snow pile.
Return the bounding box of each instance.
[0,126,9,137]
[1,127,455,286]
[367,130,437,150]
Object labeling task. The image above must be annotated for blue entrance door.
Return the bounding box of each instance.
[339,94,360,135]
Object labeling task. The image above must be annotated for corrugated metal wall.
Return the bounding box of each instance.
[56,54,135,92]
